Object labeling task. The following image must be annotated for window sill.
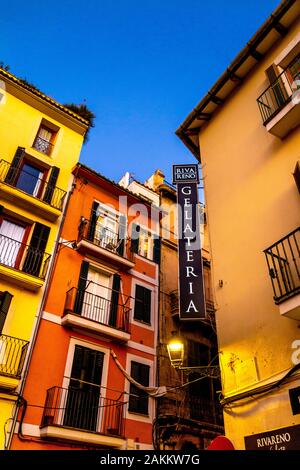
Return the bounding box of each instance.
[133,318,152,327]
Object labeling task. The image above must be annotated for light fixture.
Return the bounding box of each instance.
[167,334,184,369]
[167,333,220,378]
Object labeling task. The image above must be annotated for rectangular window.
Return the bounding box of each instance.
[134,285,151,324]
[128,361,150,415]
[138,228,153,260]
[0,219,27,269]
[33,120,58,156]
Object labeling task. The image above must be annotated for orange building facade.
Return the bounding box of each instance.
[10,163,160,450]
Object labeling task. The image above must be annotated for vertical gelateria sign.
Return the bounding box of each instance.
[172,164,206,320]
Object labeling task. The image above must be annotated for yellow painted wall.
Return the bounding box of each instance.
[199,19,300,449]
[0,75,86,449]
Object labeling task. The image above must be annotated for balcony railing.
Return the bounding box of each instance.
[78,218,130,258]
[41,386,125,437]
[0,160,66,210]
[257,58,300,125]
[64,287,130,333]
[0,234,51,279]
[264,227,300,304]
[0,334,29,378]
[33,136,53,156]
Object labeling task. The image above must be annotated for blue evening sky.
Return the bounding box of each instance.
[1,0,279,186]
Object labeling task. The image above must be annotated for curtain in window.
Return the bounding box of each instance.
[0,220,25,267]
[38,127,53,142]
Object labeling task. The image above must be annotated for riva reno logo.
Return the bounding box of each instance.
[173,164,206,320]
[173,164,200,184]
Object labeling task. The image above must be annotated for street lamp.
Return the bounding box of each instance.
[167,334,220,378]
[166,334,184,368]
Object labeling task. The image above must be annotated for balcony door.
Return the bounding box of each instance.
[82,268,111,324]
[16,162,44,197]
[96,210,118,251]
[63,345,104,432]
[0,220,26,268]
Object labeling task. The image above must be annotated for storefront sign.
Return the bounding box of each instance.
[173,164,206,320]
[244,424,300,450]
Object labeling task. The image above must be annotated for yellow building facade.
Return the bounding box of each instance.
[0,68,88,448]
[177,0,300,450]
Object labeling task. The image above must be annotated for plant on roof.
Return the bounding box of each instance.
[0,62,10,71]
[63,103,96,143]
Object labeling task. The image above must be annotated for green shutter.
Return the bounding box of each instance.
[153,237,161,264]
[134,285,151,324]
[74,260,89,314]
[5,147,25,185]
[87,202,99,241]
[108,274,121,328]
[117,215,127,256]
[23,223,50,277]
[0,291,13,334]
[43,166,60,206]
[130,223,140,254]
[129,361,149,415]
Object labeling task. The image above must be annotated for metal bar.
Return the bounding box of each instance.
[41,386,125,437]
[64,287,131,333]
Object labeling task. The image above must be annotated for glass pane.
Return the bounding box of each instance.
[16,163,42,196]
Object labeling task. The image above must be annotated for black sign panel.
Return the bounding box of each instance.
[244,424,300,450]
[173,164,200,184]
[173,164,206,320]
[289,386,300,415]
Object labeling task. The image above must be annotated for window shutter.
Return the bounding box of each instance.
[143,287,151,324]
[153,237,161,264]
[293,161,300,194]
[109,273,121,328]
[87,202,99,241]
[0,291,13,334]
[43,166,60,206]
[5,147,25,185]
[134,285,151,324]
[130,223,140,254]
[129,361,149,415]
[74,260,89,314]
[23,223,50,277]
[117,215,127,256]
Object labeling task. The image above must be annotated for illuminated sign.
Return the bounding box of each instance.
[173,164,205,320]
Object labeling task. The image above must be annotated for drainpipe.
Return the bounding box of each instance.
[6,174,77,449]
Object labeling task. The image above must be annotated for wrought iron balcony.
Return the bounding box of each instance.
[257,58,300,125]
[0,234,51,279]
[41,386,125,438]
[264,227,300,305]
[33,136,54,156]
[78,218,125,254]
[64,287,130,334]
[0,159,66,210]
[0,334,29,378]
